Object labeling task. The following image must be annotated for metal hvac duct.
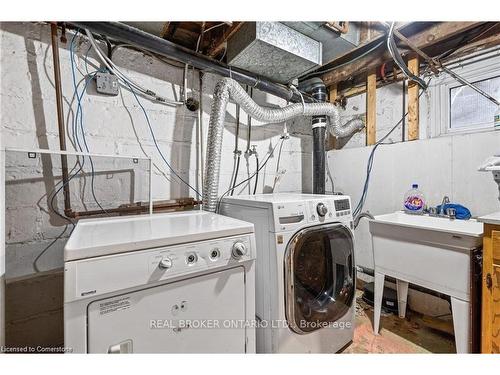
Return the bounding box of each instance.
[203,78,365,212]
[70,22,314,103]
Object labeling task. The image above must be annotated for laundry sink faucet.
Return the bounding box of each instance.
[440,195,450,215]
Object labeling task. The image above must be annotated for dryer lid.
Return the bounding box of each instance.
[64,211,254,261]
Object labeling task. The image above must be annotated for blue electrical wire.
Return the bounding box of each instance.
[122,81,201,198]
[352,77,433,219]
[73,31,199,199]
[70,31,108,214]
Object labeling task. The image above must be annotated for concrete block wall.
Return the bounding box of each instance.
[0,22,313,279]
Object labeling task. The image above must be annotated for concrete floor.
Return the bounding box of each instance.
[343,291,456,353]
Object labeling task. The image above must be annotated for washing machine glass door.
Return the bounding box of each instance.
[284,223,355,334]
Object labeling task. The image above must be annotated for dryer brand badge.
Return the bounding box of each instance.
[81,290,96,297]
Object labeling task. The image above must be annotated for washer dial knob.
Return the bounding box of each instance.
[159,257,173,270]
[232,241,247,258]
[316,203,328,217]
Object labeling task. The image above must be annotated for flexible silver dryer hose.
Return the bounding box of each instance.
[203,77,365,212]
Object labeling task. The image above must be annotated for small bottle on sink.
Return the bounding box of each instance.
[403,184,426,215]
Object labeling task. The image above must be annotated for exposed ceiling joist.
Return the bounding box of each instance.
[321,22,485,86]
[440,23,500,63]
[207,22,244,58]
[336,22,500,99]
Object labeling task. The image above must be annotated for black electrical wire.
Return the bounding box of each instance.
[71,31,110,216]
[101,35,113,59]
[387,22,427,90]
[253,155,259,195]
[96,34,200,197]
[353,76,433,219]
[438,23,498,61]
[230,156,241,196]
[272,137,286,192]
[216,138,284,213]
[228,156,238,196]
[33,158,84,272]
[229,103,242,196]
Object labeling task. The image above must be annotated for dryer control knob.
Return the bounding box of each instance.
[232,242,247,258]
[316,203,328,217]
[159,257,173,270]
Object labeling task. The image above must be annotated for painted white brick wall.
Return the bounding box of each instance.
[1,22,312,278]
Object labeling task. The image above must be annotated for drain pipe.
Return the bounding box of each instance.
[203,78,365,212]
[300,78,328,194]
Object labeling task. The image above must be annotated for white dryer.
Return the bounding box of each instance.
[64,211,256,353]
[221,193,355,353]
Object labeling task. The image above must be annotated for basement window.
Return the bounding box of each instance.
[449,75,500,131]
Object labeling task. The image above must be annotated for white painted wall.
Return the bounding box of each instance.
[329,50,500,269]
[0,22,313,278]
[330,131,500,269]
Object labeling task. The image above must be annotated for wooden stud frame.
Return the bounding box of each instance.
[366,70,377,146]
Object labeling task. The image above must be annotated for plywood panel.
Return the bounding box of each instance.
[491,229,500,352]
[483,226,500,353]
[494,230,500,266]
[492,264,500,353]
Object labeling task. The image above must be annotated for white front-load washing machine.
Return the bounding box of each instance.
[64,211,256,353]
[221,193,355,353]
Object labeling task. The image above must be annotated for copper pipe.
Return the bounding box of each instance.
[50,23,71,216]
[49,23,199,219]
[66,198,200,218]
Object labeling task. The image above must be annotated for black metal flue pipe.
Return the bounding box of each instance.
[300,78,327,194]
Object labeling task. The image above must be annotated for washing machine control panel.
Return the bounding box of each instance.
[305,197,352,224]
[272,196,352,232]
[65,233,255,302]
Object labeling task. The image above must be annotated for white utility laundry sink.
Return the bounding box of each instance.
[369,211,484,353]
[372,211,483,249]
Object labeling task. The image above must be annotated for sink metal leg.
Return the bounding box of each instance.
[373,272,385,335]
[396,280,409,319]
[450,297,470,353]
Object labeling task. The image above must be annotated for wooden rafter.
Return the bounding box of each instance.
[207,22,244,58]
[333,22,500,99]
[321,22,484,86]
[159,22,171,39]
